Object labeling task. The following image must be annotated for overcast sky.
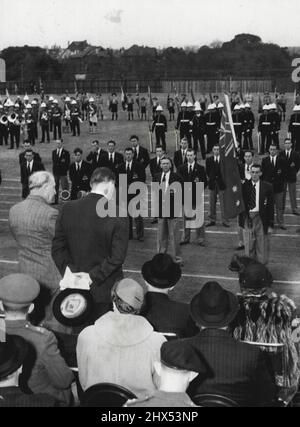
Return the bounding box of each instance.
[1,0,300,50]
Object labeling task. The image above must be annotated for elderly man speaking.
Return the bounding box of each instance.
[9,171,61,326]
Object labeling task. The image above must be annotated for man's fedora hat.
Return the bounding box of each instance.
[142,254,181,288]
[190,282,239,328]
[81,383,136,407]
[53,289,94,327]
[0,335,29,380]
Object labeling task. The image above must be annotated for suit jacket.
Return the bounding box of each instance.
[153,171,183,219]
[0,387,56,407]
[178,162,207,207]
[279,150,300,183]
[206,156,226,191]
[102,151,124,174]
[52,148,70,176]
[69,161,92,194]
[133,146,150,169]
[239,180,274,233]
[19,151,41,165]
[173,149,188,171]
[52,193,129,303]
[142,293,198,338]
[86,149,107,172]
[20,161,45,187]
[238,161,252,183]
[261,156,287,193]
[185,329,276,407]
[149,157,163,179]
[117,160,146,186]
[9,195,61,291]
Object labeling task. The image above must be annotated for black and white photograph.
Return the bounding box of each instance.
[0,0,300,411]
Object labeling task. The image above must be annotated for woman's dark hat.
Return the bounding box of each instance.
[0,335,29,380]
[190,282,239,328]
[142,254,181,288]
[53,289,94,327]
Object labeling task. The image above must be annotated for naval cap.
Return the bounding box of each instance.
[0,274,40,305]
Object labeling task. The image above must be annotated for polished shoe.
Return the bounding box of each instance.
[222,223,230,228]
[235,245,245,251]
[206,221,216,227]
[279,225,287,230]
[151,219,158,224]
[197,241,205,247]
[180,239,190,246]
[293,211,300,216]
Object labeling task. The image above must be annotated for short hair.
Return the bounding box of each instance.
[156,145,163,150]
[161,156,172,164]
[125,147,133,153]
[24,149,33,155]
[181,138,188,143]
[23,140,31,145]
[107,140,116,146]
[29,171,54,191]
[111,289,141,315]
[186,149,196,155]
[251,163,262,171]
[284,138,292,144]
[74,148,83,155]
[269,143,277,149]
[244,150,254,156]
[130,135,139,141]
[90,167,115,187]
[91,140,99,145]
[213,143,220,148]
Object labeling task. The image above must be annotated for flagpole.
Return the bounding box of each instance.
[224,93,238,149]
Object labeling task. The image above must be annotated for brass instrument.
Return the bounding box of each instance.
[0,115,8,126]
[8,113,17,124]
[60,190,71,202]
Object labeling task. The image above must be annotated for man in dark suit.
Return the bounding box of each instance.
[279,138,300,216]
[130,135,150,169]
[239,164,274,265]
[86,140,107,172]
[182,282,276,407]
[69,148,92,200]
[262,144,287,229]
[179,149,207,246]
[52,167,129,319]
[206,144,229,227]
[102,140,124,174]
[117,147,146,241]
[52,140,70,204]
[19,140,42,166]
[20,149,45,199]
[141,254,197,338]
[173,137,188,171]
[149,146,165,180]
[153,157,183,264]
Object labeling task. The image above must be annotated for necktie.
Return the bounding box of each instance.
[189,165,193,175]
[127,163,130,173]
[110,154,113,163]
[249,183,256,210]
[77,164,80,172]
[162,173,166,182]
[27,163,31,174]
[247,165,250,172]
[286,151,290,159]
[272,157,275,167]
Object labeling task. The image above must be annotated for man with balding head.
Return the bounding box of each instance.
[9,171,61,325]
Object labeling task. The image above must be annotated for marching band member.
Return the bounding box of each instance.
[127,94,134,121]
[8,103,22,150]
[88,97,98,133]
[288,105,300,152]
[269,103,281,149]
[0,104,9,147]
[232,104,243,148]
[152,105,167,151]
[204,103,221,154]
[39,102,50,143]
[31,99,39,141]
[258,104,272,155]
[167,97,175,121]
[243,103,255,150]
[109,93,118,120]
[70,100,81,136]
[176,102,191,147]
[48,96,54,133]
[63,96,71,131]
[25,104,36,146]
[140,97,147,120]
[52,99,62,141]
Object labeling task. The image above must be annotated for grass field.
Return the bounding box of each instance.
[0,92,300,312]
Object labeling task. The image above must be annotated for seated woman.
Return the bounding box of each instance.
[229,258,300,404]
[76,278,166,396]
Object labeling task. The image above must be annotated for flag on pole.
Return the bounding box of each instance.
[209,93,214,104]
[294,88,297,104]
[219,93,245,219]
[5,88,9,98]
[258,93,263,114]
[190,86,195,104]
[121,86,128,111]
[173,86,180,112]
[74,80,78,95]
[148,85,153,107]
[239,90,244,103]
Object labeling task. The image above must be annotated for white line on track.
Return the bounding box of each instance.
[0,260,298,285]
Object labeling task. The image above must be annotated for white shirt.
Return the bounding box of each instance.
[188,161,195,172]
[214,156,220,163]
[270,155,277,166]
[76,161,82,171]
[245,163,253,181]
[126,161,133,171]
[134,146,139,157]
[249,180,260,213]
[161,170,170,188]
[286,150,292,159]
[27,161,33,172]
[109,152,115,162]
